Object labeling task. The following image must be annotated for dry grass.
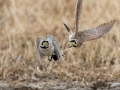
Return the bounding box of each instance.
[0,0,120,85]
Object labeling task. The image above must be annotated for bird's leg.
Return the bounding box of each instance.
[48,56,52,61]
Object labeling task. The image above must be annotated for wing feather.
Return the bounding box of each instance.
[47,34,63,60]
[76,0,83,32]
[79,20,116,42]
[36,36,44,60]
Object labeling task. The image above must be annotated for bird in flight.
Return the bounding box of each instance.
[36,34,63,70]
[63,0,116,48]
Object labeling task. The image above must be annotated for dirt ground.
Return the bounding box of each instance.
[0,80,120,90]
[0,70,120,90]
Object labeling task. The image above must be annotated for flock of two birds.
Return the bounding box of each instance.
[36,0,116,68]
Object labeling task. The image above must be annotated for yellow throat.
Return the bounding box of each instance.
[43,42,49,46]
[70,42,76,46]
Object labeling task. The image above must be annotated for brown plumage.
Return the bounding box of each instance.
[63,0,116,48]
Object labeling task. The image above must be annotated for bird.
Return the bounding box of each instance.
[63,0,116,48]
[36,34,63,69]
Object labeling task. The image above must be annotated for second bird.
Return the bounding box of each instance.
[36,34,63,69]
[63,0,116,48]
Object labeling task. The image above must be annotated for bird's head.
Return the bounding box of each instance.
[40,41,49,48]
[68,39,78,48]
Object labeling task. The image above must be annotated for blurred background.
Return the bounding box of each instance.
[0,0,120,82]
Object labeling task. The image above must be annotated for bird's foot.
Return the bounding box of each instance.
[48,58,52,61]
[48,56,52,61]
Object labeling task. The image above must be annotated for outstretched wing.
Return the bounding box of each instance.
[76,0,83,33]
[78,20,116,42]
[47,34,64,60]
[36,36,44,60]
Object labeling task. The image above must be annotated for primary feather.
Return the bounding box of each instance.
[76,0,83,32]
[78,20,116,42]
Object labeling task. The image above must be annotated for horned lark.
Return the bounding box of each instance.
[36,34,63,69]
[63,0,116,48]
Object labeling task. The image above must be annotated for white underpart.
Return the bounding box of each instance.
[69,35,72,39]
[69,34,74,39]
[40,46,54,56]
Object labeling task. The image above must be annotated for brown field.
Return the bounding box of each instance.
[0,0,120,89]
